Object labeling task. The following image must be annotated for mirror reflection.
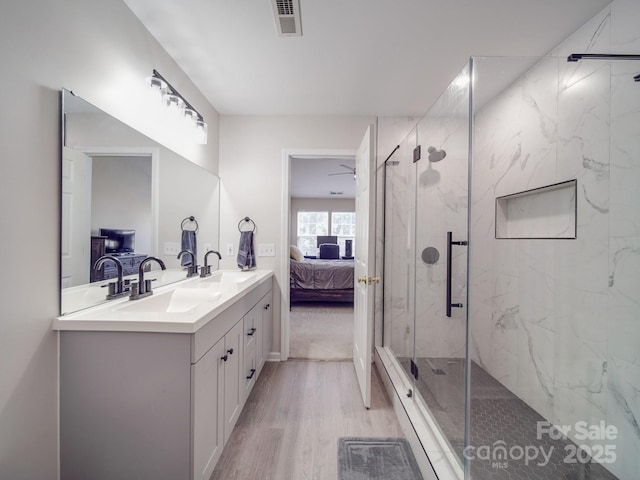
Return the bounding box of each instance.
[61,90,220,315]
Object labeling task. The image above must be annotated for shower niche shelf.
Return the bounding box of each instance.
[495,179,577,239]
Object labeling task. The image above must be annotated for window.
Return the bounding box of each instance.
[296,211,328,255]
[295,210,356,257]
[331,211,356,255]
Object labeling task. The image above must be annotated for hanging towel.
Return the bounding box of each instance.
[237,231,256,270]
[181,230,197,266]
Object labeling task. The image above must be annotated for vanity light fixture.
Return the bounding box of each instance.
[146,69,208,144]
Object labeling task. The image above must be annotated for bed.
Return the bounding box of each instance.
[290,258,354,304]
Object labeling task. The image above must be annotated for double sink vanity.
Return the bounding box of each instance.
[58,89,258,479]
[53,269,274,480]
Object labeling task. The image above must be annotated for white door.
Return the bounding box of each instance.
[61,147,92,288]
[353,125,376,408]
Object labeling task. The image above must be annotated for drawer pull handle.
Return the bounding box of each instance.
[247,328,256,336]
[227,348,234,355]
[221,354,228,362]
[246,369,256,380]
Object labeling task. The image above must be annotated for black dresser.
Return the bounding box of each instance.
[90,236,148,282]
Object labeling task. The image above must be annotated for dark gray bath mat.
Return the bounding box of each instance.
[338,437,423,480]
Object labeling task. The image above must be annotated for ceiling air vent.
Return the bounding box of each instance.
[271,0,302,36]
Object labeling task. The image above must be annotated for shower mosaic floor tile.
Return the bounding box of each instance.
[399,358,619,480]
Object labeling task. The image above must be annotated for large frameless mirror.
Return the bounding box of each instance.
[60,90,220,315]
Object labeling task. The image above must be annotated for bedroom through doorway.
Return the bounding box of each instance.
[288,155,356,361]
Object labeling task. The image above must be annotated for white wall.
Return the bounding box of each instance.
[0,1,219,478]
[219,115,375,356]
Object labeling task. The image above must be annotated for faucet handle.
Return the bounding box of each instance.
[187,264,199,277]
[129,281,139,300]
[107,282,118,296]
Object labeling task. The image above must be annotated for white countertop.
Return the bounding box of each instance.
[53,270,273,334]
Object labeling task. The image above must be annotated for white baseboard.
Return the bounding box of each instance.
[266,352,281,362]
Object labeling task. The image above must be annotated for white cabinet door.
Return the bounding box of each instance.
[258,292,273,375]
[223,321,243,444]
[255,306,264,377]
[192,338,225,480]
[242,306,259,402]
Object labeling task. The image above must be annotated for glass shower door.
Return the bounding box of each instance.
[383,128,417,383]
[412,64,471,467]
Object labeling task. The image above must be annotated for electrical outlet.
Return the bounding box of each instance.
[164,242,181,255]
[226,243,234,256]
[257,243,276,257]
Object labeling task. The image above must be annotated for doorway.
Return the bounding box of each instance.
[280,149,357,361]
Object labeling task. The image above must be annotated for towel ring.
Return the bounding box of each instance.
[181,216,199,233]
[238,216,256,233]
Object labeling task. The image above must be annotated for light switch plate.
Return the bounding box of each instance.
[226,243,234,256]
[257,243,276,257]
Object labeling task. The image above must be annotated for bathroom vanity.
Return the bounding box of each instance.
[53,270,273,480]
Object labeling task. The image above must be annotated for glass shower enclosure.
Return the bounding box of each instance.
[382,54,639,480]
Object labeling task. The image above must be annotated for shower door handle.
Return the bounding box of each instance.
[446,231,467,317]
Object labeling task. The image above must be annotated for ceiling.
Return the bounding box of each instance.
[122,0,609,117]
[291,157,356,199]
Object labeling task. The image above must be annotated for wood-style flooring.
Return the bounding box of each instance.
[211,360,403,480]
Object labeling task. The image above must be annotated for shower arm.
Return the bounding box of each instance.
[567,53,640,82]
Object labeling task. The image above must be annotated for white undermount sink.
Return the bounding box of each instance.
[202,271,257,284]
[116,288,222,314]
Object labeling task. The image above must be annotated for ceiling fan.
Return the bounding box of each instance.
[328,164,356,179]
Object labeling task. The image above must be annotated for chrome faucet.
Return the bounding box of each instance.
[94,255,129,300]
[200,250,222,277]
[129,256,166,300]
[178,249,199,277]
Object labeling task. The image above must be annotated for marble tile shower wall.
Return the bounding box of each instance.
[469,2,639,479]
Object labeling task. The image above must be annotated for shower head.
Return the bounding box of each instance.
[427,146,446,163]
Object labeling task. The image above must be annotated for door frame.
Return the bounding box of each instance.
[76,146,160,257]
[280,148,357,361]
